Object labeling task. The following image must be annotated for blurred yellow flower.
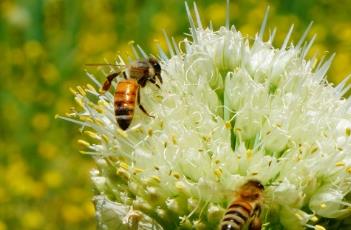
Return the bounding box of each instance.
[43,170,62,188]
[38,142,57,159]
[22,210,44,229]
[152,13,175,32]
[31,113,50,131]
[62,204,84,223]
[40,64,59,86]
[0,221,7,230]
[24,41,44,60]
[206,3,226,26]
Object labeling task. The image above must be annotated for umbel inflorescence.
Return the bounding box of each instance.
[59,2,351,230]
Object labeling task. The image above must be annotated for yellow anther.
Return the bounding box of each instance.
[346,167,351,174]
[335,161,345,167]
[225,121,231,129]
[175,182,184,190]
[172,171,181,180]
[86,84,96,92]
[295,213,303,220]
[93,118,104,126]
[77,139,90,148]
[79,115,93,123]
[133,167,144,174]
[101,134,109,143]
[128,40,135,45]
[320,203,327,208]
[74,97,84,108]
[315,225,326,230]
[147,128,153,136]
[84,131,100,140]
[171,135,177,145]
[346,128,351,137]
[310,145,319,154]
[69,87,77,95]
[77,86,86,96]
[151,176,161,183]
[119,162,129,170]
[214,168,222,178]
[116,168,130,179]
[98,99,109,107]
[94,106,104,114]
[246,149,253,159]
[310,216,318,222]
[117,129,128,138]
[54,114,60,119]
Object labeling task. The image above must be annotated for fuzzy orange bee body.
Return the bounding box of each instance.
[220,180,264,230]
[114,79,139,130]
[96,57,162,130]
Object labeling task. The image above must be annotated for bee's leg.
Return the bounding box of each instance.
[137,89,155,118]
[122,72,127,79]
[248,216,262,230]
[156,74,163,84]
[149,78,161,89]
[249,206,262,230]
[101,72,120,92]
[138,77,147,88]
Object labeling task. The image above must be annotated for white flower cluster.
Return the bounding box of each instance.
[59,2,351,230]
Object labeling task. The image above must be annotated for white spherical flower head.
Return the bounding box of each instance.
[59,2,351,230]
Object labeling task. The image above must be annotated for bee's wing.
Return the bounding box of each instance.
[128,60,150,79]
[85,63,127,67]
[85,63,127,74]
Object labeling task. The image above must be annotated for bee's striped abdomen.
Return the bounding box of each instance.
[114,80,138,130]
[220,201,252,230]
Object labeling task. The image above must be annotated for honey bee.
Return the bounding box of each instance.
[94,57,162,130]
[220,180,264,230]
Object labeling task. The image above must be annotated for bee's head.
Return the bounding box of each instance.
[148,57,161,75]
[240,180,264,201]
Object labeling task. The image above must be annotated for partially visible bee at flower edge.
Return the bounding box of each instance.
[87,57,162,130]
[220,180,264,230]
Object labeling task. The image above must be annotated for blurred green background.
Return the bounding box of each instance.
[1,0,350,229]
